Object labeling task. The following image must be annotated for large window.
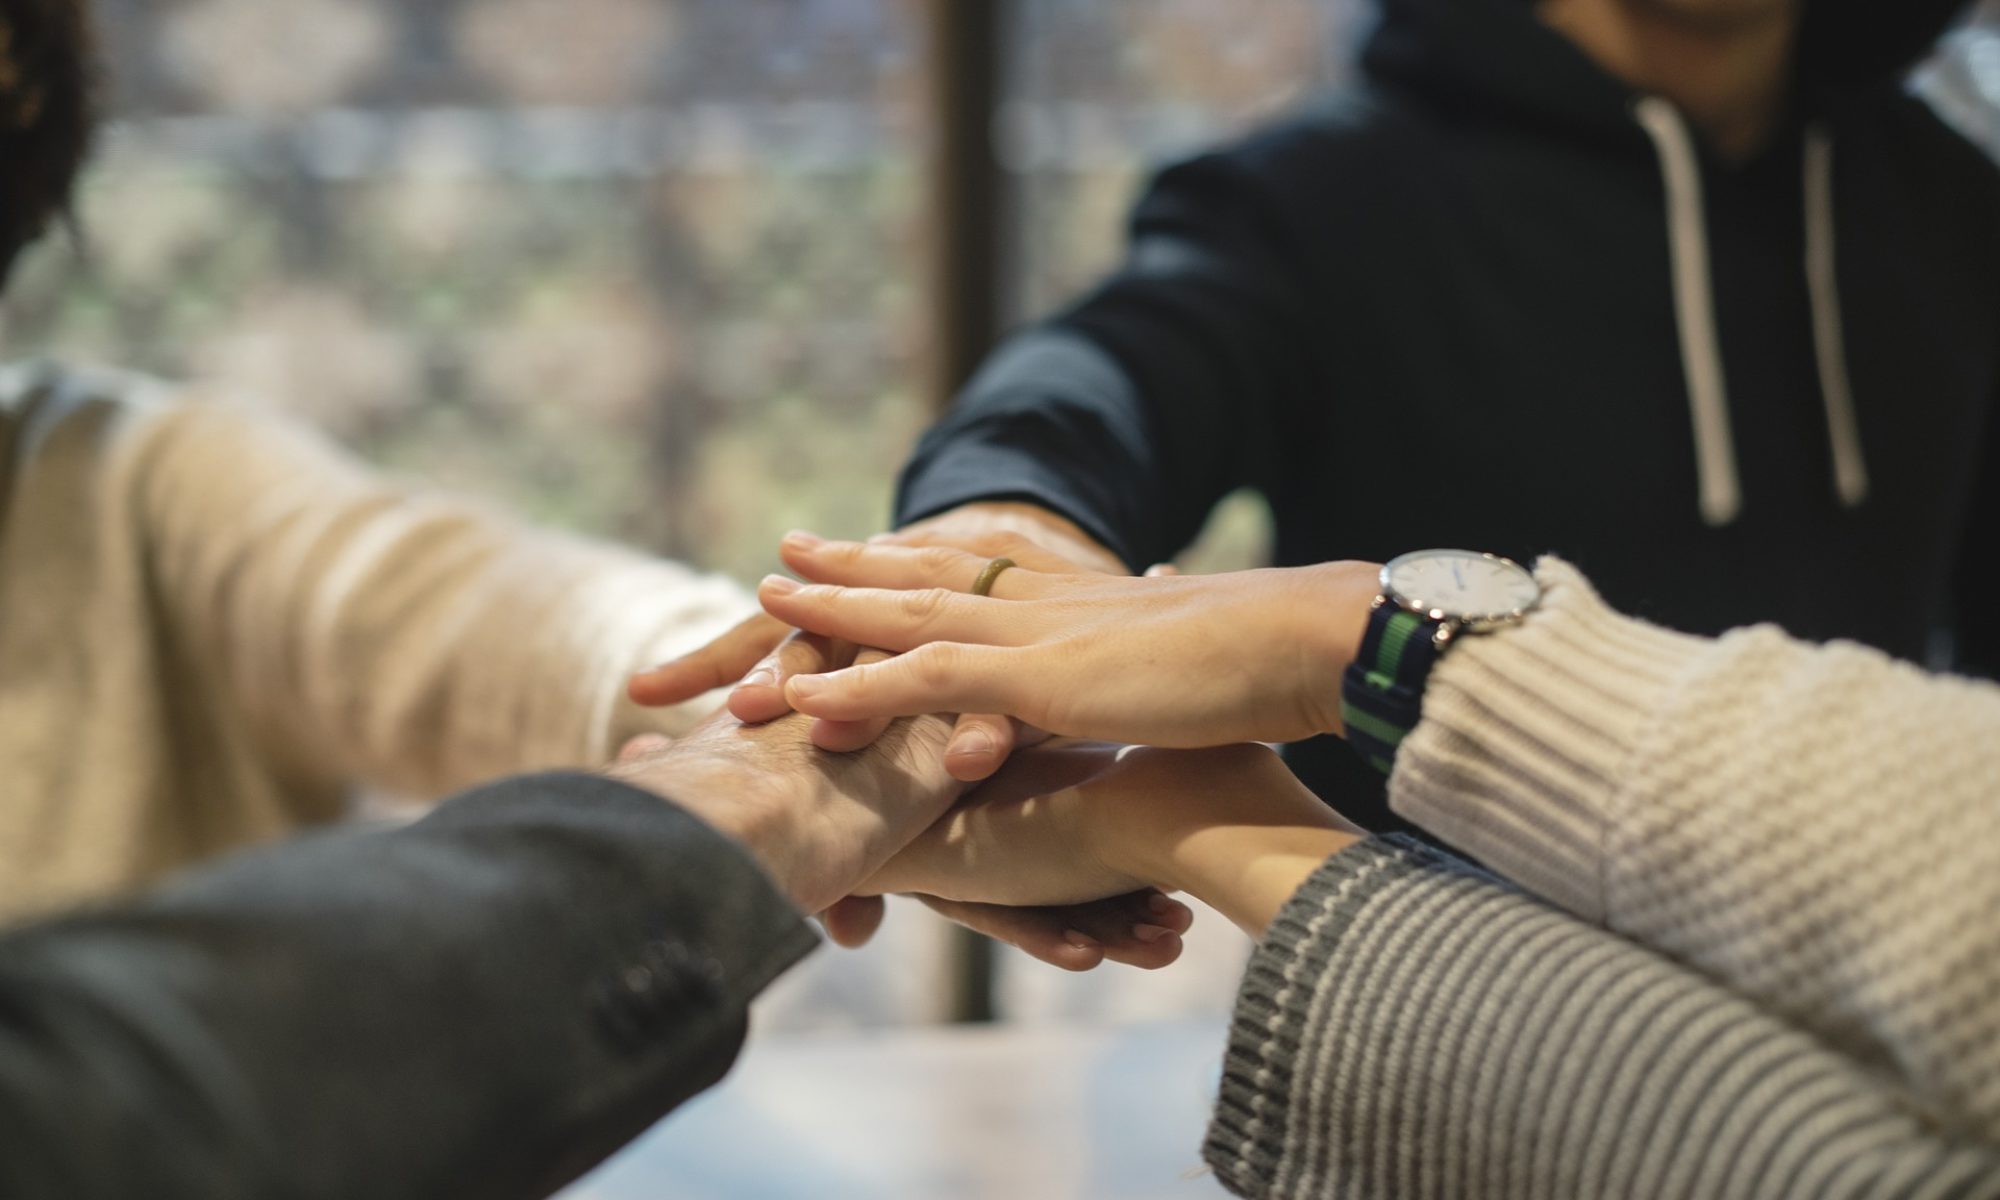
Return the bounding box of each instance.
[8,0,929,583]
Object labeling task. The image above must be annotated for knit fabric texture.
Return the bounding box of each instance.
[0,364,752,920]
[1205,838,2000,1199]
[1391,557,2000,1141]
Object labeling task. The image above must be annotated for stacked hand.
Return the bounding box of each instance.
[608,708,965,918]
[624,501,1381,962]
[758,531,1381,748]
[629,503,1194,969]
[631,502,1130,780]
[861,740,1360,938]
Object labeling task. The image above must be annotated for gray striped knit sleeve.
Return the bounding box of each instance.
[1204,839,2000,1200]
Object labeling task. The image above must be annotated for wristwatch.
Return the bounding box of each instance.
[1340,548,1541,774]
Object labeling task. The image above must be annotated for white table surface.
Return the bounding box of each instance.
[561,1019,1237,1200]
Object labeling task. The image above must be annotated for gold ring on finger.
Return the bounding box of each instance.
[970,556,1017,598]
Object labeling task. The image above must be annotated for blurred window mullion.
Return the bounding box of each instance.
[919,0,1013,1024]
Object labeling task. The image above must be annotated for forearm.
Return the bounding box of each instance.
[135,401,751,798]
[1390,557,2000,1137]
[895,330,1174,570]
[898,152,1313,570]
[0,774,815,1200]
[1207,839,2000,1199]
[1125,748,1361,937]
[1154,808,1359,938]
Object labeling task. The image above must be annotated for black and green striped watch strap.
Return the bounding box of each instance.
[1340,606,1444,774]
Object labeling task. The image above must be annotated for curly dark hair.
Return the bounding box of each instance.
[0,0,96,287]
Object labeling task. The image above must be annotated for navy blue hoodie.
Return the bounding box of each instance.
[897,0,2000,820]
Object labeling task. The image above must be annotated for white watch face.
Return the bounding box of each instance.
[1383,549,1540,623]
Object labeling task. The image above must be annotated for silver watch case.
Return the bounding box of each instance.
[1377,549,1541,650]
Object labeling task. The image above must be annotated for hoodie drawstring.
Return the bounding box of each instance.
[1804,124,1870,508]
[1635,96,1742,526]
[1634,101,1870,523]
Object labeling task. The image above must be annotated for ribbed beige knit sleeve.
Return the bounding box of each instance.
[1390,557,2000,1141]
[125,394,753,801]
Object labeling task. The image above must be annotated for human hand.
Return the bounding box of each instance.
[864,740,1361,937]
[757,534,1384,750]
[605,708,966,916]
[625,501,1127,780]
[818,889,1195,973]
[609,724,1191,966]
[894,500,1128,577]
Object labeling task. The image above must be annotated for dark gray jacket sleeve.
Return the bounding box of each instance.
[893,142,1319,571]
[0,772,817,1200]
[1207,838,2000,1200]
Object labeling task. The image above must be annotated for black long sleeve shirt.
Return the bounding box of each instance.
[897,0,2000,819]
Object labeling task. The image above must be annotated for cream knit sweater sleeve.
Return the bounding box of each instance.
[125,386,753,800]
[1389,557,2000,1140]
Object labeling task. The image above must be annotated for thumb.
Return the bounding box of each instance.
[819,895,888,948]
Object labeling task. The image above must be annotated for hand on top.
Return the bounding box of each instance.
[758,532,1382,750]
[627,501,1126,780]
[618,501,1374,969]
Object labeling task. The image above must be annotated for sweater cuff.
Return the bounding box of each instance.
[1387,556,1705,921]
[1205,836,1465,1198]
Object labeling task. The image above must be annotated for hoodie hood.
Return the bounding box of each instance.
[1361,0,1640,142]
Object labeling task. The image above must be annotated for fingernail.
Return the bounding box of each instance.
[867,531,902,544]
[760,574,799,597]
[1133,923,1174,943]
[1062,929,1101,950]
[1146,893,1177,917]
[782,529,823,550]
[788,675,825,699]
[741,667,777,690]
[949,730,996,761]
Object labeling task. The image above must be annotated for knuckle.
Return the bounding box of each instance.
[966,531,1023,557]
[907,643,961,690]
[776,636,829,676]
[834,670,874,705]
[957,710,1006,737]
[916,545,961,575]
[898,586,953,623]
[991,532,1034,558]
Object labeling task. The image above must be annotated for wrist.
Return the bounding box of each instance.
[613,757,819,913]
[910,501,1125,575]
[1162,799,1362,938]
[1288,561,1384,738]
[1119,747,1363,937]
